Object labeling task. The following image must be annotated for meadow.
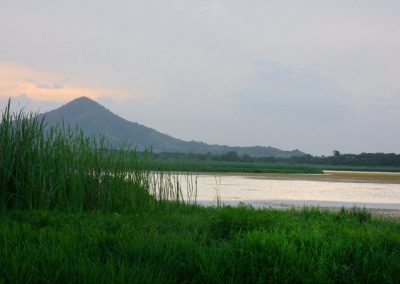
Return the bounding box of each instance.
[2,207,400,283]
[1,101,400,283]
[148,159,322,174]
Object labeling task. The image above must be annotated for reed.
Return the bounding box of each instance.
[0,100,184,212]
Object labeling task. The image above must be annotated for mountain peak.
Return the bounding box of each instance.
[70,96,94,102]
[57,96,107,113]
[66,96,100,106]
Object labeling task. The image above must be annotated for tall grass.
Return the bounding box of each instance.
[148,172,198,205]
[0,100,169,212]
[1,207,399,283]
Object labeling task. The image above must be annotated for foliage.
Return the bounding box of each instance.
[148,159,322,174]
[151,151,400,171]
[0,100,171,212]
[1,207,399,283]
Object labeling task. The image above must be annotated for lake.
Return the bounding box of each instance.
[176,171,400,212]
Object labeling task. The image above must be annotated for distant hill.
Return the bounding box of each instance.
[39,97,306,158]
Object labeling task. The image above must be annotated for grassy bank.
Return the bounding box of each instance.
[149,159,323,174]
[0,101,175,212]
[1,207,400,283]
[319,164,400,173]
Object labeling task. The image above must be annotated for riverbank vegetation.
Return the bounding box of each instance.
[148,159,322,174]
[150,150,400,172]
[0,101,153,212]
[1,101,400,283]
[2,207,400,283]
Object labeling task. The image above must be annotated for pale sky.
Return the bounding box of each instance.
[1,0,399,155]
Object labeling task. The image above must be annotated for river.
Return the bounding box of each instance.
[175,171,400,212]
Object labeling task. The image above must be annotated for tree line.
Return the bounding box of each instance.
[150,151,400,167]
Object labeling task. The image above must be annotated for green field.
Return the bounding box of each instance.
[1,207,400,283]
[1,102,400,283]
[149,159,323,174]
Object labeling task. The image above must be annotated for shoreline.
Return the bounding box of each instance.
[196,200,400,220]
[180,170,400,184]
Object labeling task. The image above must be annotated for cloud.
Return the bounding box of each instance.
[0,64,127,109]
[35,82,64,90]
[0,93,61,114]
[198,2,228,16]
[235,59,351,122]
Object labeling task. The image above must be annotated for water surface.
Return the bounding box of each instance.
[180,171,400,210]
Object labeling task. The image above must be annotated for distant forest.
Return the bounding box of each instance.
[150,151,400,168]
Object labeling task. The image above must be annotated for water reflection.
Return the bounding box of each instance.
[177,172,400,210]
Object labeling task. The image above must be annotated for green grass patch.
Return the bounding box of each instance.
[149,159,322,174]
[1,206,399,283]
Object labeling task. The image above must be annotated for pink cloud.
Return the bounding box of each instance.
[0,64,126,103]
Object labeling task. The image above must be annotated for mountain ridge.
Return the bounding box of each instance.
[39,96,306,158]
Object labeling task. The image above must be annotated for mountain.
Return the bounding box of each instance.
[39,97,306,158]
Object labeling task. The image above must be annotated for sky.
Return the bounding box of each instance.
[1,0,399,155]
